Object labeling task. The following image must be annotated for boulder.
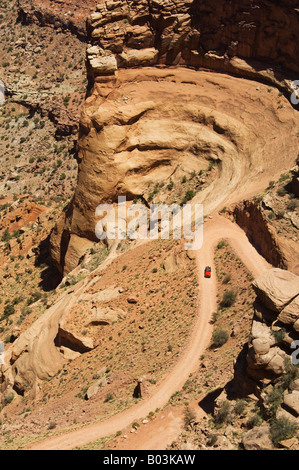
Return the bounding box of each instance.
[278,296,299,326]
[252,338,271,355]
[86,306,126,326]
[252,269,299,313]
[118,48,158,68]
[283,390,299,417]
[247,345,287,378]
[251,320,275,344]
[87,46,118,75]
[242,424,274,450]
[162,251,188,274]
[85,376,107,400]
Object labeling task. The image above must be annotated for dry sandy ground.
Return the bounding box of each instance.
[26,214,271,450]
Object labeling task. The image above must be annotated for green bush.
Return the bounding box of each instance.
[214,400,231,425]
[265,386,284,418]
[4,391,14,405]
[104,393,114,403]
[234,399,247,416]
[220,290,237,308]
[271,328,286,343]
[270,417,298,446]
[3,303,15,318]
[280,358,299,390]
[217,240,227,250]
[246,413,263,429]
[222,274,231,284]
[212,328,229,347]
[287,199,298,211]
[181,190,195,205]
[206,434,218,447]
[27,291,42,305]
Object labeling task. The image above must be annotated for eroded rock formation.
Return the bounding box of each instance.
[48,0,299,275]
[86,0,299,83]
[247,268,299,383]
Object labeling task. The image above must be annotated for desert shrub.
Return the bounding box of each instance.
[268,181,275,189]
[265,386,284,418]
[246,413,263,429]
[3,303,15,318]
[220,290,237,308]
[104,393,114,403]
[181,190,195,205]
[271,328,286,343]
[206,434,218,447]
[280,358,299,390]
[277,187,287,197]
[212,328,229,347]
[217,240,227,250]
[212,310,221,323]
[4,391,14,405]
[167,178,174,190]
[287,199,298,211]
[27,291,42,305]
[270,417,298,446]
[234,399,247,416]
[214,400,231,425]
[276,210,285,219]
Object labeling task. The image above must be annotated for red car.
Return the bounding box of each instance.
[204,266,211,278]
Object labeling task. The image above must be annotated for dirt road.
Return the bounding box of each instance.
[27,214,270,450]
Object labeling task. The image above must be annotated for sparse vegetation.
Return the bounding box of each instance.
[270,417,298,446]
[212,328,229,347]
[220,290,237,308]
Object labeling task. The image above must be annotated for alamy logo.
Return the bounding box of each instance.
[291,340,299,365]
[291,80,299,106]
[95,197,203,251]
[0,80,5,105]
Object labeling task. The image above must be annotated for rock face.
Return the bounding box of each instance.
[246,268,299,383]
[48,0,299,275]
[242,424,274,450]
[51,0,298,274]
[50,68,299,274]
[85,0,299,82]
[234,200,299,275]
[234,200,287,269]
[252,269,299,313]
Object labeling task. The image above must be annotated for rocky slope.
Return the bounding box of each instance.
[18,0,97,39]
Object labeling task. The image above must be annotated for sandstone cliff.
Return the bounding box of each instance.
[48,0,299,275]
[85,0,299,88]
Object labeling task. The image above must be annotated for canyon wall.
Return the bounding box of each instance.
[48,0,299,274]
[85,0,299,86]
